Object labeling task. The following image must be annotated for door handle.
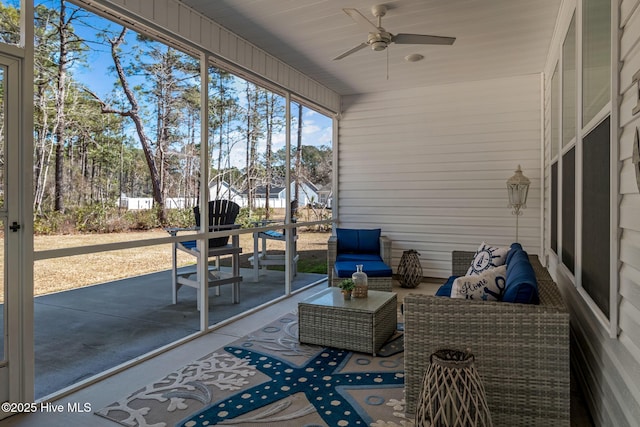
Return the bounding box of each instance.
[9,222,21,232]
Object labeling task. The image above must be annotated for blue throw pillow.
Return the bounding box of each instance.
[358,229,381,254]
[503,250,540,304]
[435,275,458,297]
[336,228,360,253]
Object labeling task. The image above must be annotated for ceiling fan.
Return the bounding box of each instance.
[334,4,456,60]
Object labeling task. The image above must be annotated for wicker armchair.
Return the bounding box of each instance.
[327,232,393,291]
[404,251,570,426]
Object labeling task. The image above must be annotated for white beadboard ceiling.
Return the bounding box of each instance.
[180,0,562,96]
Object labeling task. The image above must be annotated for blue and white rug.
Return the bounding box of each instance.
[95,312,411,427]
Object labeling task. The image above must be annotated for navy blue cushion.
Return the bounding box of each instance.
[336,228,381,254]
[334,260,392,278]
[336,228,360,253]
[503,250,540,304]
[358,229,381,254]
[181,240,198,250]
[505,242,523,265]
[336,253,383,263]
[436,275,458,297]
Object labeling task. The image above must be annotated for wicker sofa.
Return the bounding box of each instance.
[403,250,570,426]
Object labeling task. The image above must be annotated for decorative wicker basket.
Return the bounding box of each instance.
[415,349,492,427]
[398,249,423,288]
[352,284,368,298]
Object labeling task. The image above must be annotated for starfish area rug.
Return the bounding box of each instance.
[95,311,413,427]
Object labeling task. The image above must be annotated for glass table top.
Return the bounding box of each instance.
[300,287,396,312]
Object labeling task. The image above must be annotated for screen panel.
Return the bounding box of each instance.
[582,117,610,317]
[562,147,575,274]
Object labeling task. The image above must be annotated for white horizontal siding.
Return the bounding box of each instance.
[613,0,640,418]
[78,0,340,112]
[339,74,542,278]
[610,0,640,421]
[541,0,640,425]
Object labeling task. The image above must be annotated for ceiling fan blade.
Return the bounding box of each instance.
[393,33,456,45]
[343,8,380,33]
[333,42,368,60]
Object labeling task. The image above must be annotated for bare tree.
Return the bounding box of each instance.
[86,28,165,220]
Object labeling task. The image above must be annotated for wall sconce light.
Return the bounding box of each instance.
[506,165,530,242]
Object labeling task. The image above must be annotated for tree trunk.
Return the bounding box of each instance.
[33,82,51,212]
[54,1,68,212]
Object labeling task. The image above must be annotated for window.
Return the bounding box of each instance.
[562,147,575,274]
[551,162,558,254]
[582,0,611,124]
[550,63,560,255]
[552,0,613,324]
[562,15,576,147]
[582,117,610,316]
[551,64,560,159]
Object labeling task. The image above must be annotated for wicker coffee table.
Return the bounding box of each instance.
[298,287,397,356]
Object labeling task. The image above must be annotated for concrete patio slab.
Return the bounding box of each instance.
[31,267,325,398]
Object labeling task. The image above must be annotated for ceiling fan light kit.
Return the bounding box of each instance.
[334,4,455,61]
[405,53,424,62]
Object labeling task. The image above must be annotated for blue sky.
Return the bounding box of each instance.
[30,0,333,170]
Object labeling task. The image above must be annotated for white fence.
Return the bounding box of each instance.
[120,197,290,210]
[119,197,197,210]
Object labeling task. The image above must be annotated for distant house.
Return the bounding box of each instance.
[208,180,243,205]
[202,179,325,208]
[245,185,286,208]
[316,184,332,208]
[238,180,321,208]
[290,180,321,207]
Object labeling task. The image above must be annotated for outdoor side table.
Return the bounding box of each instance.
[298,287,397,356]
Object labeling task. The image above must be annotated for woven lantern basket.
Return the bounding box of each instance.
[398,249,423,288]
[415,349,493,427]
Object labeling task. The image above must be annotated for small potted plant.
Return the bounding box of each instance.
[339,278,355,300]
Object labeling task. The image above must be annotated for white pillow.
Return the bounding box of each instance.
[466,242,509,275]
[451,265,507,301]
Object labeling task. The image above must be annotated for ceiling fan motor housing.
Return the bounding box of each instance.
[368,31,391,51]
